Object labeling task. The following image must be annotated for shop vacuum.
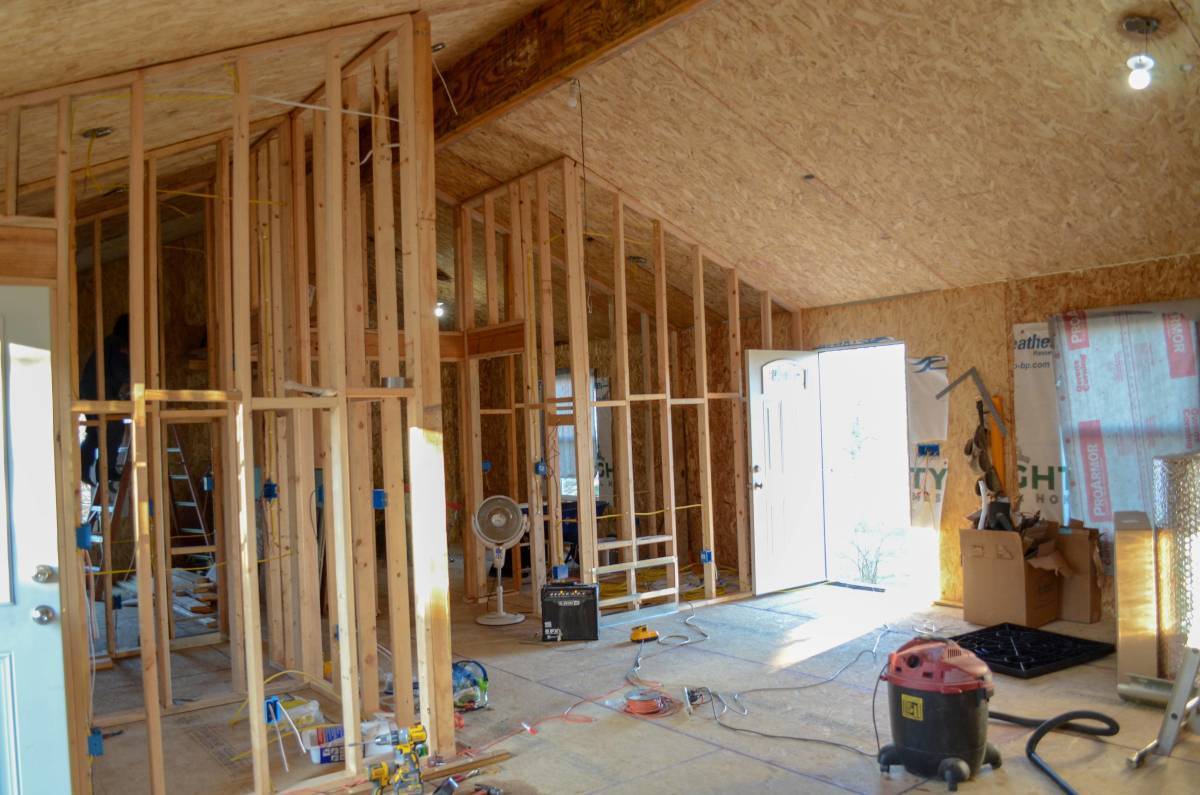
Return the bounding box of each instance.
[877,637,1001,791]
[877,636,1121,793]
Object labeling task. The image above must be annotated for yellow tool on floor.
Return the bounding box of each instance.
[630,625,659,643]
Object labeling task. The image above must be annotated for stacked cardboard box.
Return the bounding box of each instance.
[960,521,1102,628]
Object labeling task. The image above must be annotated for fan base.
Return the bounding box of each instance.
[475,611,526,626]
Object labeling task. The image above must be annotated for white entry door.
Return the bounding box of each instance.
[0,286,72,794]
[747,351,827,595]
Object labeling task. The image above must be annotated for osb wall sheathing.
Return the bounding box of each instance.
[802,252,1200,602]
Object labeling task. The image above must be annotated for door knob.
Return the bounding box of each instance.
[31,605,56,625]
[32,564,56,583]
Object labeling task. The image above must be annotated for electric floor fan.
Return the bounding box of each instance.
[472,495,528,626]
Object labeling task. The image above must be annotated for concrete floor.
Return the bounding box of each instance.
[92,582,1199,793]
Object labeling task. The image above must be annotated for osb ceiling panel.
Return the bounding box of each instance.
[437,0,1200,309]
[0,0,541,98]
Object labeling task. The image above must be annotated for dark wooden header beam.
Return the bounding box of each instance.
[433,0,713,145]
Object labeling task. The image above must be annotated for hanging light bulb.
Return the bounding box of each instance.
[566,79,581,109]
[1127,54,1154,90]
[434,301,446,318]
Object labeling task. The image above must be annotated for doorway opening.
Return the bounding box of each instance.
[817,343,914,591]
[749,343,928,600]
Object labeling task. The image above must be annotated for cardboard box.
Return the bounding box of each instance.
[1056,526,1102,623]
[1113,511,1158,682]
[960,528,1060,628]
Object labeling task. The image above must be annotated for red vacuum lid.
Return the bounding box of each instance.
[882,638,994,695]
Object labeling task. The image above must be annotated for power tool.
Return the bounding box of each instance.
[368,723,428,794]
[877,638,1001,791]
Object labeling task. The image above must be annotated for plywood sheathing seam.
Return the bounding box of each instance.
[436,0,1200,310]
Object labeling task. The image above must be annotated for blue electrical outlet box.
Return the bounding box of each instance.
[201,473,214,492]
[262,480,278,501]
[481,460,492,474]
[373,489,388,510]
[533,459,547,476]
[551,564,569,580]
[700,549,713,564]
[112,594,123,610]
[87,728,104,757]
[76,524,92,550]
[315,483,324,507]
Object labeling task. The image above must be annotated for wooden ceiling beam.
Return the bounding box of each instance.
[432,0,714,146]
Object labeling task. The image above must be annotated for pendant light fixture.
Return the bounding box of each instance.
[1123,15,1159,91]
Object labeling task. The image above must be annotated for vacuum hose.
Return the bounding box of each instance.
[989,710,1120,795]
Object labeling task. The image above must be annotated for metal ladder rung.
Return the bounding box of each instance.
[175,500,198,508]
[169,474,189,481]
[179,527,206,535]
[167,447,182,454]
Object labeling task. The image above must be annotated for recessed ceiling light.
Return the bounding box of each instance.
[431,42,446,53]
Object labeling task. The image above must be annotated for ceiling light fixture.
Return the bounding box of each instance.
[81,126,113,139]
[1127,54,1155,89]
[1122,15,1159,91]
[434,301,446,318]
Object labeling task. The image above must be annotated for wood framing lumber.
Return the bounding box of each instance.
[518,177,547,612]
[484,192,499,324]
[322,41,365,777]
[372,44,416,723]
[215,138,246,687]
[50,95,93,795]
[232,58,271,794]
[464,359,486,597]
[611,197,637,594]
[760,289,772,348]
[536,169,564,564]
[342,72,381,716]
[146,156,175,702]
[124,80,168,794]
[276,125,302,671]
[562,159,597,582]
[4,108,17,214]
[0,12,423,112]
[0,222,54,282]
[313,104,344,688]
[433,0,715,144]
[691,246,716,599]
[725,271,750,591]
[455,205,482,602]
[401,12,456,755]
[465,319,525,358]
[652,221,679,596]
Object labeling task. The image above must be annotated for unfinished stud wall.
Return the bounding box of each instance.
[802,252,1200,602]
[2,13,461,793]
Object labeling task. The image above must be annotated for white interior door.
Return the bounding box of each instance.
[0,286,71,794]
[747,350,826,595]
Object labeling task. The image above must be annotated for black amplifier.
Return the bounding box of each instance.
[540,583,600,642]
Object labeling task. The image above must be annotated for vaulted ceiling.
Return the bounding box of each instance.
[3,1,1197,312]
[435,0,1200,309]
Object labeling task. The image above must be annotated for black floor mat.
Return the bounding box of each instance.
[951,623,1115,678]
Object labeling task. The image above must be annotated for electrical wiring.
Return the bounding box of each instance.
[696,628,887,759]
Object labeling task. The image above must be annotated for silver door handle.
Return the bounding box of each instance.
[32,564,56,583]
[31,605,56,625]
